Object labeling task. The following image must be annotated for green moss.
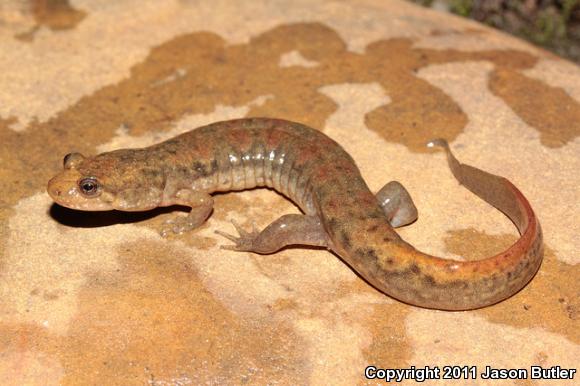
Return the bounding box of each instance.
[407,0,435,6]
[449,0,473,17]
[405,0,580,62]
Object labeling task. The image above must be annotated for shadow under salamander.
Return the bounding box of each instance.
[48,203,189,229]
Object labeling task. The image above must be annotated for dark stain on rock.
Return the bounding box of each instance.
[0,241,309,384]
[489,68,580,147]
[15,0,87,41]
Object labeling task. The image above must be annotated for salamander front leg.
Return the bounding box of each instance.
[161,190,214,237]
[215,214,330,254]
[376,181,418,227]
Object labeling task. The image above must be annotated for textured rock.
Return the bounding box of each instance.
[0,0,578,384]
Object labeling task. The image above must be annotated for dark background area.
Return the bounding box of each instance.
[408,0,580,62]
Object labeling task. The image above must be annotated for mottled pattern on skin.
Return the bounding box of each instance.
[47,118,543,310]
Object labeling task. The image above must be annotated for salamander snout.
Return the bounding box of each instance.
[47,170,95,210]
[47,173,76,205]
[48,184,62,198]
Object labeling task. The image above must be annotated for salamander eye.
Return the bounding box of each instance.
[78,177,101,197]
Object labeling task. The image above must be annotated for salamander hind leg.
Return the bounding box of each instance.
[376,181,418,227]
[161,190,214,237]
[215,214,330,254]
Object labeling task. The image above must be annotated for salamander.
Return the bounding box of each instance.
[47,118,543,310]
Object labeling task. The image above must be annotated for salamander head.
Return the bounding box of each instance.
[47,150,165,211]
